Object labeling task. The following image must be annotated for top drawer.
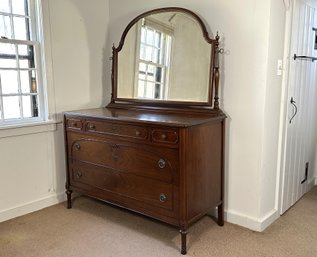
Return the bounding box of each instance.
[86,120,148,140]
[64,116,179,146]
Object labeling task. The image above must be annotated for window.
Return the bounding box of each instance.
[136,18,172,100]
[0,0,45,125]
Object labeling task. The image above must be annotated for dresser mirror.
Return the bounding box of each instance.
[111,7,220,108]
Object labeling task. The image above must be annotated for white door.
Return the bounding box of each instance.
[280,0,317,214]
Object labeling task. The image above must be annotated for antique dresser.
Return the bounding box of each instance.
[64,7,226,254]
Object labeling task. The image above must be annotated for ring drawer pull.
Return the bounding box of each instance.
[76,170,82,178]
[159,193,167,202]
[88,124,96,130]
[74,143,81,150]
[158,159,166,169]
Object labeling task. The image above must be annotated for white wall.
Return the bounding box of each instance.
[108,0,286,231]
[0,0,109,222]
[0,0,289,232]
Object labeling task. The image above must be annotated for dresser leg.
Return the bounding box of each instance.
[217,203,224,226]
[66,189,72,209]
[180,229,187,255]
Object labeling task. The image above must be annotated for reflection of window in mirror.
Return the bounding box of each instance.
[134,18,173,100]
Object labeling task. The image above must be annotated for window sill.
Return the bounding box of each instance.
[0,120,59,138]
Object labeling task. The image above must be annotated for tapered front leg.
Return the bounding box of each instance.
[217,203,224,226]
[66,189,72,209]
[180,229,187,255]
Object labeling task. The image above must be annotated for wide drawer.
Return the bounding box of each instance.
[67,133,179,184]
[69,160,174,211]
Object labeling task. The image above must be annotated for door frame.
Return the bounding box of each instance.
[277,0,317,215]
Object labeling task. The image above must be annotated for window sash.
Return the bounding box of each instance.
[135,21,171,100]
[0,0,44,125]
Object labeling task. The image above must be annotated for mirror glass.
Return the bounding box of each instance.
[117,11,212,103]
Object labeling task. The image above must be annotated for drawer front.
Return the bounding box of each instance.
[86,120,148,140]
[66,118,83,131]
[151,129,178,145]
[69,161,174,211]
[68,135,178,184]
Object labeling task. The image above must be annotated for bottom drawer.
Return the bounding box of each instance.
[69,160,174,211]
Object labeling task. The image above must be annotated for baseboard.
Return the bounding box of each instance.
[0,192,66,223]
[224,209,279,232]
[308,177,317,190]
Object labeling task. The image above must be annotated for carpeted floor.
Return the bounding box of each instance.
[0,187,316,257]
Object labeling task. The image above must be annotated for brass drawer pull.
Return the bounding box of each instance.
[161,134,167,140]
[88,124,96,130]
[158,159,166,169]
[76,170,82,178]
[74,143,81,150]
[135,130,141,136]
[159,193,167,202]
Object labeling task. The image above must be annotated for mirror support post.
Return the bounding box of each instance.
[214,33,220,110]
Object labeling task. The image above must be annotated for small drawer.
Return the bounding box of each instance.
[86,121,148,140]
[151,129,178,144]
[66,119,83,131]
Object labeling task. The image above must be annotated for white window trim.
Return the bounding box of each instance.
[0,0,58,131]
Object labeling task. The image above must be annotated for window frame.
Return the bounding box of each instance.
[0,0,48,127]
[134,18,172,100]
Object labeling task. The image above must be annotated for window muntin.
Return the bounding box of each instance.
[136,19,172,100]
[0,0,43,124]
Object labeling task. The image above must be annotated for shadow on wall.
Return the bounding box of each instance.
[68,0,110,107]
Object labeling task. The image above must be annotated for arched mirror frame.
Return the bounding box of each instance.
[108,7,221,111]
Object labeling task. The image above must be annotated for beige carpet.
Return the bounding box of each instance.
[0,187,316,257]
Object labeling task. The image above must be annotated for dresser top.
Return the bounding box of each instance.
[64,107,225,127]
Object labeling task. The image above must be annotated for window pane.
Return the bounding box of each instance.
[12,0,28,16]
[137,80,145,98]
[138,71,145,81]
[0,0,10,13]
[0,70,19,94]
[139,44,146,60]
[0,15,12,39]
[22,95,38,118]
[156,67,162,83]
[18,45,35,68]
[0,59,16,68]
[13,17,29,40]
[20,70,36,93]
[139,62,146,73]
[3,96,21,119]
[146,29,154,45]
[155,32,161,48]
[0,42,15,55]
[145,82,154,98]
[155,83,161,99]
[153,48,159,63]
[145,46,152,61]
[140,27,146,43]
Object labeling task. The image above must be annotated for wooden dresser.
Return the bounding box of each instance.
[64,107,225,254]
[64,7,226,255]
